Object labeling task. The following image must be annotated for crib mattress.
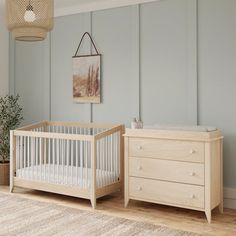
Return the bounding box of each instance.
[16,164,119,189]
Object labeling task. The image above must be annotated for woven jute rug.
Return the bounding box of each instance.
[0,193,200,236]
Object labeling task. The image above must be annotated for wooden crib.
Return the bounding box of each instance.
[10,121,125,208]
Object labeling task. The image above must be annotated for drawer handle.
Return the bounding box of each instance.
[137,166,142,171]
[137,186,142,191]
[190,194,195,199]
[137,146,142,150]
[189,149,196,154]
[189,172,196,176]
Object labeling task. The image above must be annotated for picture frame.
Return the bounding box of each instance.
[72,32,101,104]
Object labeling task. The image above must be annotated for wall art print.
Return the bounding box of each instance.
[73,55,101,103]
[73,32,101,104]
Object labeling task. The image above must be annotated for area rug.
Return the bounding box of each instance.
[0,193,200,236]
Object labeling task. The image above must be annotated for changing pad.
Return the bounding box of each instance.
[143,124,217,132]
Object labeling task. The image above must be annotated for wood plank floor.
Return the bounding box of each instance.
[0,186,236,236]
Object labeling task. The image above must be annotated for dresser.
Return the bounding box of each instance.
[124,128,223,223]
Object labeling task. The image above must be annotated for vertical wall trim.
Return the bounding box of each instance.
[131,5,141,121]
[138,4,141,121]
[14,41,16,95]
[49,32,52,121]
[90,12,93,123]
[196,0,199,125]
[186,0,198,125]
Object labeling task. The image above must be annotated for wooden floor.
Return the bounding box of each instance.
[0,186,236,236]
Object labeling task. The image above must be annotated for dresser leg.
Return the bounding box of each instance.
[10,183,14,193]
[219,203,224,214]
[124,198,129,208]
[91,198,96,209]
[205,210,212,223]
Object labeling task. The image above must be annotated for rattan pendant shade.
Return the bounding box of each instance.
[6,0,54,41]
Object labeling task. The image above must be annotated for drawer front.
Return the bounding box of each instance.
[129,177,204,209]
[129,157,204,186]
[129,138,204,163]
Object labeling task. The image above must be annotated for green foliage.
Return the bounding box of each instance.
[0,95,23,163]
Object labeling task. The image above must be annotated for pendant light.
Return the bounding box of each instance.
[5,0,54,42]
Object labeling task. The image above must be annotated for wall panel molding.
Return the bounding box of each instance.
[55,0,159,17]
[186,0,198,125]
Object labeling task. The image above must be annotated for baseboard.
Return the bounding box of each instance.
[224,187,236,209]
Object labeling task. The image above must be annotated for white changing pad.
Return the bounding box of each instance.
[143,124,217,132]
[16,164,119,189]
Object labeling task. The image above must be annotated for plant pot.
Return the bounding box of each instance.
[0,162,10,185]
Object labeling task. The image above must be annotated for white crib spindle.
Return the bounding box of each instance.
[27,136,30,179]
[85,140,88,189]
[48,137,51,183]
[76,140,78,186]
[40,137,42,181]
[71,140,73,185]
[52,138,55,183]
[20,136,23,172]
[111,134,114,183]
[31,137,34,180]
[80,140,83,188]
[66,139,69,185]
[56,138,59,184]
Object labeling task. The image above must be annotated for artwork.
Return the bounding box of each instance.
[73,55,101,103]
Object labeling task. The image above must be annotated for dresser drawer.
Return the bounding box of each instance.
[129,138,204,163]
[129,177,204,209]
[129,157,204,185]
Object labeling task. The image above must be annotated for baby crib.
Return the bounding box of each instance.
[10,121,124,208]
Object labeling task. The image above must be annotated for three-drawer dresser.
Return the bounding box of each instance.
[124,128,223,223]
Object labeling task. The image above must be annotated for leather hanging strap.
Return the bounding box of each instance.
[74,32,99,57]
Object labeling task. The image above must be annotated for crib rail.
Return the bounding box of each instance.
[10,122,124,200]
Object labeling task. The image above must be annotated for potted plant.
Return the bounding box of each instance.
[0,95,23,185]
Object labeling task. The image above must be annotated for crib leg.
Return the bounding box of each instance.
[91,198,96,209]
[10,184,14,193]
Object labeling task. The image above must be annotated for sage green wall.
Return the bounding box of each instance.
[9,0,236,188]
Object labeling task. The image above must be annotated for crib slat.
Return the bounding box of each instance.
[66,139,69,185]
[62,139,64,184]
[27,136,30,179]
[48,137,51,183]
[20,136,23,172]
[76,140,78,186]
[71,140,73,185]
[31,137,34,180]
[16,137,19,175]
[80,140,83,188]
[52,138,55,183]
[85,140,88,188]
[57,138,59,184]
[111,134,113,183]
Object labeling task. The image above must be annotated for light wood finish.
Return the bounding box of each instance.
[125,128,223,223]
[120,125,125,195]
[129,177,204,209]
[219,139,224,213]
[129,138,205,163]
[10,121,125,208]
[91,137,96,209]
[14,130,93,141]
[10,130,16,192]
[14,177,90,199]
[124,128,223,141]
[1,186,235,236]
[124,135,129,208]
[129,157,204,185]
[48,121,118,129]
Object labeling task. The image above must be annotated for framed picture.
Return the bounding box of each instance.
[73,55,101,103]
